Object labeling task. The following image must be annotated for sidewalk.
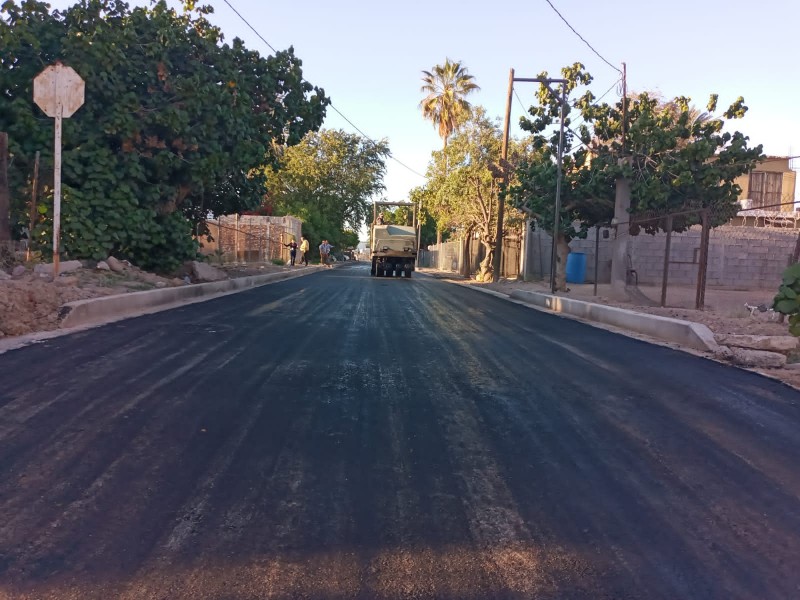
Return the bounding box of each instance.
[454,275,787,337]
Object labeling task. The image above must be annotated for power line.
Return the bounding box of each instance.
[220,0,277,53]
[217,0,426,180]
[544,0,622,74]
[513,89,528,114]
[328,103,426,178]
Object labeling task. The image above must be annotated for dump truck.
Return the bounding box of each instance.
[370,201,418,278]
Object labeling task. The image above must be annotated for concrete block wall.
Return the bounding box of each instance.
[522,223,797,289]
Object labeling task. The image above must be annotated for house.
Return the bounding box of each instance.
[734,156,796,212]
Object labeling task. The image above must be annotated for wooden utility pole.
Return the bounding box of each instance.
[0,132,9,243]
[492,68,515,283]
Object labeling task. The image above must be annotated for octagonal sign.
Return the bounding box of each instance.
[33,63,85,118]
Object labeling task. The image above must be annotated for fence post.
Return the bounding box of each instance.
[661,215,673,307]
[695,210,710,309]
[27,151,41,261]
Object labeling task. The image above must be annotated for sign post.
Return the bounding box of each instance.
[33,62,84,275]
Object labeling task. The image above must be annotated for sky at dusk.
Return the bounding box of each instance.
[46,0,800,207]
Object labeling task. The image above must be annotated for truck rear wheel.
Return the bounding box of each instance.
[403,268,412,278]
[370,258,377,276]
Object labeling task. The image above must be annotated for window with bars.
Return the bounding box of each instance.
[748,172,783,209]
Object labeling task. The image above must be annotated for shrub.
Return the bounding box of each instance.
[772,263,800,335]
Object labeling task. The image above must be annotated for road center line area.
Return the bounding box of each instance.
[1,263,799,599]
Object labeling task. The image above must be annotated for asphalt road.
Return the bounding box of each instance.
[2,263,800,599]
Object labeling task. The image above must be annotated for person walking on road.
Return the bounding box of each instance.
[283,239,298,266]
[319,240,332,267]
[299,235,310,266]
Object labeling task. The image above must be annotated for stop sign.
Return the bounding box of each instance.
[33,63,85,118]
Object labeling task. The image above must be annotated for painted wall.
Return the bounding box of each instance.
[734,156,797,212]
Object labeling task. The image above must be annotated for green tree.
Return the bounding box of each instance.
[264,129,389,258]
[420,58,480,244]
[408,187,439,248]
[510,63,762,290]
[0,0,327,271]
[419,58,480,149]
[419,107,514,280]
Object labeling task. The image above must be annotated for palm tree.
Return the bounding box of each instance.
[420,59,480,243]
[419,58,480,150]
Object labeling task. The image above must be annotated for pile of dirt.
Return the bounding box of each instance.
[0,260,291,338]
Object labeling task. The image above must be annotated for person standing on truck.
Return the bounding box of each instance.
[299,235,310,266]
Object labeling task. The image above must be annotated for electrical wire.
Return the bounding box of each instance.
[513,89,528,114]
[220,0,277,54]
[217,0,426,180]
[543,0,622,74]
[328,103,426,178]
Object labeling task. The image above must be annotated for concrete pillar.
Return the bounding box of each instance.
[611,174,631,294]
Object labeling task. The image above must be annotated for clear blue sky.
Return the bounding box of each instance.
[48,0,800,206]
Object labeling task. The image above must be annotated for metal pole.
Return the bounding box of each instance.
[53,104,62,276]
[661,215,673,307]
[492,68,515,283]
[235,213,240,263]
[621,62,627,155]
[594,224,600,296]
[415,202,421,267]
[695,210,710,309]
[549,83,567,293]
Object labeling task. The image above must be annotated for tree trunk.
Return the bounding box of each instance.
[0,132,10,243]
[554,233,570,292]
[476,237,494,282]
[461,225,474,278]
[436,228,442,245]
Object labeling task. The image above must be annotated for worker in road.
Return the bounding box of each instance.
[299,235,310,266]
[319,239,332,267]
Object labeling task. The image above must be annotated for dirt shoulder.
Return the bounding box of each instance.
[0,260,296,339]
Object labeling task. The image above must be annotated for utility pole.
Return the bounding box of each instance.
[492,72,567,290]
[492,69,515,283]
[549,83,567,294]
[621,62,627,154]
[611,62,631,297]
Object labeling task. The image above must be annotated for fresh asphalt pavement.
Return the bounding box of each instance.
[1,262,800,599]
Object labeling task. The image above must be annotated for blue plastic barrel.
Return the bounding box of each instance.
[565,252,587,284]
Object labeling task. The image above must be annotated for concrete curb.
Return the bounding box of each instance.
[509,289,720,353]
[59,267,315,329]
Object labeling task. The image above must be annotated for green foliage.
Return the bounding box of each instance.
[1,0,327,271]
[510,63,763,238]
[265,129,389,255]
[415,107,516,278]
[420,58,480,148]
[408,188,442,247]
[271,257,285,266]
[773,263,800,336]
